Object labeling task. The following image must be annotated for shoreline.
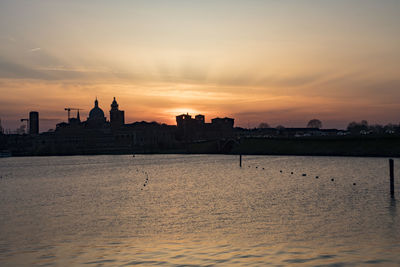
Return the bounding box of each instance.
[3,136,400,158]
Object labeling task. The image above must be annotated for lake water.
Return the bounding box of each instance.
[0,155,399,266]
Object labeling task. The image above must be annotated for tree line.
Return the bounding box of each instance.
[258,119,400,135]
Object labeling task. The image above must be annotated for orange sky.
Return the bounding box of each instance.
[1,1,400,131]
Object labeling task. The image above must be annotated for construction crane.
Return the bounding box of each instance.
[64,108,82,121]
[20,118,29,134]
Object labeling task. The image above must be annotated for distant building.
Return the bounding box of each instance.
[195,114,205,124]
[49,97,179,154]
[110,97,125,129]
[278,128,320,137]
[4,98,240,155]
[176,113,234,141]
[29,111,39,135]
[87,98,106,128]
[211,117,234,129]
[0,118,4,135]
[176,114,194,141]
[68,110,81,126]
[176,114,193,128]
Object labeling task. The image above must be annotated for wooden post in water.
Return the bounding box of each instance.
[240,154,242,168]
[390,159,394,197]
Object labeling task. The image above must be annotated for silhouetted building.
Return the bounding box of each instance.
[278,128,320,137]
[176,113,234,141]
[211,117,234,129]
[50,97,179,154]
[176,114,192,128]
[195,114,205,124]
[29,111,39,135]
[121,121,177,150]
[87,98,106,128]
[110,97,125,129]
[68,110,81,126]
[6,98,240,155]
[176,113,199,140]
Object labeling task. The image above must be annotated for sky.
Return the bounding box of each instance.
[0,0,400,132]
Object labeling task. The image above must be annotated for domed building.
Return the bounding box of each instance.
[87,98,106,127]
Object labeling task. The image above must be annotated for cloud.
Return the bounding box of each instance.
[213,73,323,89]
[29,47,41,52]
[234,107,304,117]
[36,66,112,73]
[0,57,52,80]
[0,57,115,81]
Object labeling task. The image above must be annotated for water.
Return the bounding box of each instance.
[0,155,399,266]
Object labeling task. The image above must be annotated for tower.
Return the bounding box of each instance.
[110,97,125,129]
[29,111,39,135]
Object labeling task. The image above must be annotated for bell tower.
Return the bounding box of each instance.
[110,97,125,129]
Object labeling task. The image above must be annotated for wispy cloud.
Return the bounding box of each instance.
[0,57,52,80]
[0,57,117,81]
[29,47,41,52]
[36,66,112,73]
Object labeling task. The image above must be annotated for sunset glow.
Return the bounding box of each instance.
[1,0,400,131]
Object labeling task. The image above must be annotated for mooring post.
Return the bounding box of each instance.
[390,159,394,197]
[240,154,242,168]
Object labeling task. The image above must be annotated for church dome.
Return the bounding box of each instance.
[88,99,105,121]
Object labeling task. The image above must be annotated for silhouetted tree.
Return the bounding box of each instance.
[347,120,368,134]
[258,122,270,129]
[361,120,368,127]
[384,123,396,134]
[369,124,384,134]
[276,125,285,130]
[307,119,322,129]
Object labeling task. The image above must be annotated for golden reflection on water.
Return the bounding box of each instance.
[0,155,399,266]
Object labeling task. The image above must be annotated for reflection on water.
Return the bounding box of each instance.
[0,155,399,266]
